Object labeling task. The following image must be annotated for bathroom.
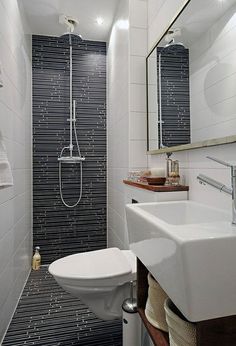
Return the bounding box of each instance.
[1,0,236,344]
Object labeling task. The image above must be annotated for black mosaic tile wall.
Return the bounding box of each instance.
[32,36,107,264]
[157,46,190,147]
[3,267,122,345]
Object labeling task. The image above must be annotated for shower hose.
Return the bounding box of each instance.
[59,119,83,208]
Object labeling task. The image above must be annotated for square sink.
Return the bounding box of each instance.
[138,201,229,225]
[126,201,236,322]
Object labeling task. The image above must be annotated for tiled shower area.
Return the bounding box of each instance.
[3,35,122,345]
[32,35,107,263]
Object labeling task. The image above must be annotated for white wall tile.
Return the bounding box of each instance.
[189,7,236,142]
[130,84,146,112]
[130,27,148,56]
[148,0,166,26]
[108,227,127,249]
[130,0,148,28]
[107,0,130,250]
[130,56,146,84]
[130,112,147,140]
[108,0,148,249]
[129,140,148,168]
[0,234,30,339]
[0,0,32,341]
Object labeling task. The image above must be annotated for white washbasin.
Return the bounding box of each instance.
[125,200,236,322]
[138,201,229,225]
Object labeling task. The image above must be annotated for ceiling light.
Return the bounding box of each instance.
[96,17,104,25]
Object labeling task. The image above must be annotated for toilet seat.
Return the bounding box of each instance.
[49,248,137,320]
[49,247,136,288]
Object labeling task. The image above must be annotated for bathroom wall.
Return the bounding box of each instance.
[0,0,32,341]
[147,0,234,213]
[107,0,130,249]
[32,36,107,264]
[107,0,148,249]
[190,3,236,142]
[108,0,236,251]
[129,0,148,170]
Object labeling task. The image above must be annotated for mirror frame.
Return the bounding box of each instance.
[146,0,236,155]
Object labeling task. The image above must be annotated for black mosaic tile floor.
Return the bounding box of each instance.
[3,267,122,346]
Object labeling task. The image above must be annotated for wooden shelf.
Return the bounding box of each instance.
[123,179,189,192]
[138,308,169,346]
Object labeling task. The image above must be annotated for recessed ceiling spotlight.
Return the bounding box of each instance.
[96,17,104,25]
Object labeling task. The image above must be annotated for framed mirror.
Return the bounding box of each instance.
[147,0,236,154]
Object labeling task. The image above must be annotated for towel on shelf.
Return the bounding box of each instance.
[0,133,13,189]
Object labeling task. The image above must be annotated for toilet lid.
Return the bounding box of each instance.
[49,248,133,283]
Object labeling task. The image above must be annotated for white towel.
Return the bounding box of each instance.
[0,133,13,189]
[0,61,3,88]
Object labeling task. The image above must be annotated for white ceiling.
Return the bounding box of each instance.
[21,0,119,42]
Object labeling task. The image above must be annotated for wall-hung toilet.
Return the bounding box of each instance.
[49,247,136,321]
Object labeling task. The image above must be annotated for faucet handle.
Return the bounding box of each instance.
[206,156,235,168]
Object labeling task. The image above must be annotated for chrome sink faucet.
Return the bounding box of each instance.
[197,156,236,225]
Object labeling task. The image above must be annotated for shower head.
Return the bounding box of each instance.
[59,32,83,45]
[163,28,186,49]
[164,38,186,49]
[60,32,82,39]
[59,14,82,43]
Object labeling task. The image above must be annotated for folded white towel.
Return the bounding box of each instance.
[0,134,13,189]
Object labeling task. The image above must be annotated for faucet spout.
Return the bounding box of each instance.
[197,174,232,195]
[197,156,236,225]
